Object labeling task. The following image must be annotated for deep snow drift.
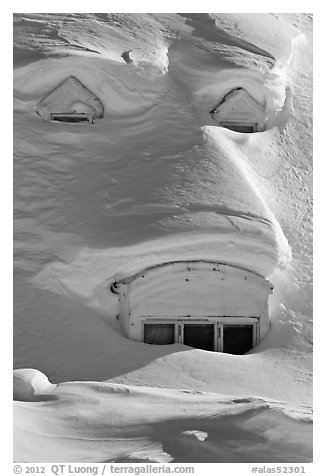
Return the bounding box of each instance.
[14,368,312,463]
[13,13,312,463]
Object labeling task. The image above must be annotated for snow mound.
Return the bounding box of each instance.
[13,370,312,463]
[13,368,57,402]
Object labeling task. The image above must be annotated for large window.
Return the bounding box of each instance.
[142,318,259,354]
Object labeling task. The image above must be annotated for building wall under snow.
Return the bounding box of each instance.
[112,260,273,354]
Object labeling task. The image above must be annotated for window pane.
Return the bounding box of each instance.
[183,324,215,351]
[144,324,175,345]
[223,325,253,354]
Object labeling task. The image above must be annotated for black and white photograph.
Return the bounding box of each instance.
[12,7,313,469]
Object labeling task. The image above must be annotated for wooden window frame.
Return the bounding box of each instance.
[141,317,260,352]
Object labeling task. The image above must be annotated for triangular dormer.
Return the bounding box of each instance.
[210,88,266,132]
[36,76,104,124]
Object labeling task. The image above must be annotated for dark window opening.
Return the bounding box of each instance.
[144,324,175,345]
[50,113,93,124]
[220,122,256,133]
[142,320,257,354]
[183,324,215,351]
[223,324,253,355]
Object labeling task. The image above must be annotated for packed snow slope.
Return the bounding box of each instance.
[13,13,312,463]
[14,369,312,463]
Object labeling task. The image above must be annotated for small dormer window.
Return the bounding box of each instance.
[36,76,104,124]
[210,87,266,133]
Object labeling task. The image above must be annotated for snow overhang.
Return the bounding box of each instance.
[111,259,273,293]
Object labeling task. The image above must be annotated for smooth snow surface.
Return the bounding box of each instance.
[14,370,312,463]
[13,13,312,463]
